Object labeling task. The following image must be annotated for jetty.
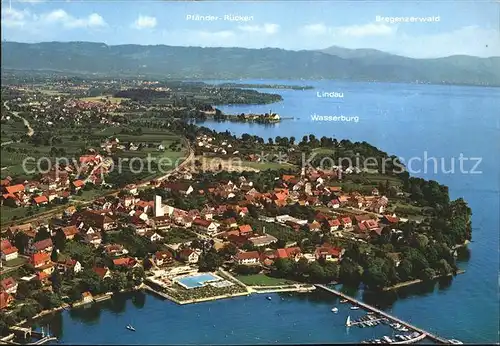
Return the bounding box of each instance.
[316,284,451,344]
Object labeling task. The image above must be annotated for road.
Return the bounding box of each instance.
[3,101,34,137]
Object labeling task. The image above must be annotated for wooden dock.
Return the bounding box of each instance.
[315,284,452,344]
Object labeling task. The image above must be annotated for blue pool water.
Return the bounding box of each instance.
[176,273,220,289]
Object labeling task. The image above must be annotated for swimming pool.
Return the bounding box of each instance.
[175,273,222,289]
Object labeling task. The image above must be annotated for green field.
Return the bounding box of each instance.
[235,274,296,286]
[242,160,295,171]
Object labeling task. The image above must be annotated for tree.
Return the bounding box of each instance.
[16,281,33,300]
[51,247,58,262]
[418,268,436,281]
[339,258,362,285]
[110,271,128,291]
[50,269,63,293]
[308,262,326,282]
[323,261,340,281]
[219,243,238,260]
[53,229,67,251]
[34,226,50,242]
[397,259,413,281]
[436,259,453,276]
[198,249,223,272]
[13,232,29,254]
[19,304,38,320]
[271,258,294,277]
[79,269,102,294]
[362,258,389,290]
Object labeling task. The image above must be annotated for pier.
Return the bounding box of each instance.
[316,284,451,344]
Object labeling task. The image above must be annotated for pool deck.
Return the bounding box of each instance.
[175,273,225,289]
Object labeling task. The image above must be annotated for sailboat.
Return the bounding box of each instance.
[126,324,136,332]
[346,315,351,327]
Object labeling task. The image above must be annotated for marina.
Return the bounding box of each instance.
[316,284,455,344]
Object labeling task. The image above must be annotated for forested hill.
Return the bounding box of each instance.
[2,41,499,86]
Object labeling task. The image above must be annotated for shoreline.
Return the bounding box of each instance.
[382,269,466,291]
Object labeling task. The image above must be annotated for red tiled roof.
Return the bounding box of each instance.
[180,248,195,258]
[93,267,109,278]
[238,224,252,234]
[1,277,17,291]
[364,219,379,229]
[31,252,51,266]
[193,218,211,228]
[341,217,352,224]
[73,180,85,188]
[275,248,288,259]
[235,251,260,260]
[33,238,53,251]
[0,292,13,309]
[1,246,18,255]
[113,257,136,267]
[0,240,12,250]
[5,184,24,194]
[155,251,172,260]
[33,195,48,204]
[285,247,301,257]
[62,225,79,237]
[384,215,399,223]
[328,219,341,226]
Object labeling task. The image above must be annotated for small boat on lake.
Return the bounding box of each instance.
[340,299,348,303]
[346,315,351,327]
[267,296,272,300]
[350,306,360,310]
[449,339,464,345]
[331,307,338,313]
[126,324,136,332]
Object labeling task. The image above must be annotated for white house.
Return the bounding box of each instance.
[234,251,261,265]
[179,249,199,264]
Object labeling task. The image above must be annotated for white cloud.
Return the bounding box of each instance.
[301,22,396,38]
[1,7,106,31]
[41,9,106,28]
[1,8,30,28]
[238,23,280,34]
[132,15,157,29]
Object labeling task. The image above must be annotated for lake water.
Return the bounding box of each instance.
[43,80,499,344]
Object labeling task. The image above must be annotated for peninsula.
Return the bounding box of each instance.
[0,76,472,344]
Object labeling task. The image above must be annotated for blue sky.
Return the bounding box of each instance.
[1,0,499,58]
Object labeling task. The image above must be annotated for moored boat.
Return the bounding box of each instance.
[346,315,351,327]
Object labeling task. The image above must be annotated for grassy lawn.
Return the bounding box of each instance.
[72,188,108,202]
[0,206,30,224]
[242,160,296,170]
[4,257,27,268]
[235,274,296,286]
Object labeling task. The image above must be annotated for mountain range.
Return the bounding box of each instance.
[1,41,499,86]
